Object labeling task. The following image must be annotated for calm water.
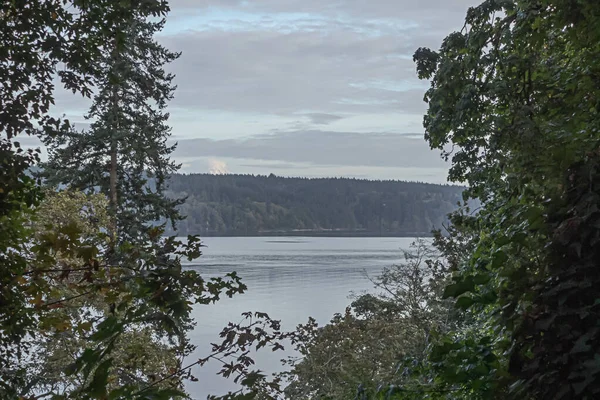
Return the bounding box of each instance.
[182,236,417,399]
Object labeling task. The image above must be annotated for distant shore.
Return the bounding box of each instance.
[172,230,434,238]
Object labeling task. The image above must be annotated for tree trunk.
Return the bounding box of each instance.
[109,36,120,250]
[109,137,118,243]
[109,40,119,246]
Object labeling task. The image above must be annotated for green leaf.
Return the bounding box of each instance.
[490,250,508,269]
[65,362,78,376]
[90,316,121,341]
[86,358,113,396]
[571,333,592,354]
[443,276,475,298]
[473,273,491,285]
[240,371,266,387]
[456,296,475,309]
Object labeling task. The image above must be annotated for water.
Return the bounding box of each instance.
[182,236,417,399]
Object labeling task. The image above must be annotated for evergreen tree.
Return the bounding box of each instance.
[43,7,183,244]
[1,1,275,398]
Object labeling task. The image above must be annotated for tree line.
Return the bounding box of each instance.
[165,174,465,236]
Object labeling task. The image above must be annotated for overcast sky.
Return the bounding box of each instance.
[50,0,479,183]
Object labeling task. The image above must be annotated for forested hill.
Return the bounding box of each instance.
[165,174,464,236]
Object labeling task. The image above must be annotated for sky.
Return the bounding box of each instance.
[48,0,479,183]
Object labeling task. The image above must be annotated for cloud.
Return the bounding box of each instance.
[156,0,480,123]
[208,158,230,174]
[168,0,476,23]
[51,0,479,129]
[11,135,43,147]
[239,161,311,169]
[173,129,447,169]
[160,28,420,117]
[304,113,344,125]
[178,156,450,183]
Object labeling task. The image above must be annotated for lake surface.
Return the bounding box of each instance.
[182,236,417,399]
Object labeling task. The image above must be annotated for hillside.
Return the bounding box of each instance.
[165,174,464,236]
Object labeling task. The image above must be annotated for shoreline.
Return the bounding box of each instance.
[172,231,434,238]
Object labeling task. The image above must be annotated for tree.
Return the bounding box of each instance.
[411,0,600,398]
[36,0,204,394]
[280,240,456,399]
[27,2,295,398]
[0,0,130,394]
[23,191,182,395]
[0,2,252,398]
[42,2,182,245]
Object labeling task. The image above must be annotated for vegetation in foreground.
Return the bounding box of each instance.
[2,0,600,399]
[0,1,270,398]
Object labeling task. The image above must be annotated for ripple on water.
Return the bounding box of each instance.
[183,236,417,399]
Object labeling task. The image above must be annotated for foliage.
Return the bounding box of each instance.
[0,1,260,399]
[0,139,43,394]
[1,0,128,394]
[166,174,464,236]
[0,0,107,380]
[23,191,183,395]
[42,0,183,243]
[32,1,266,398]
[34,190,111,238]
[408,0,600,398]
[7,188,245,398]
[279,240,457,400]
